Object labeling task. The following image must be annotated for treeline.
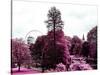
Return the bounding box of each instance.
[11,6,97,72]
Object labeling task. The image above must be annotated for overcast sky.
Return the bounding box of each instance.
[13,0,97,41]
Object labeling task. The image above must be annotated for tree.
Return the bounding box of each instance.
[41,30,71,71]
[45,7,64,31]
[81,41,89,57]
[30,7,70,72]
[11,38,32,71]
[71,36,82,55]
[42,7,71,71]
[87,26,97,58]
[30,35,48,68]
[65,36,72,54]
[45,7,64,53]
[87,26,97,69]
[32,30,71,72]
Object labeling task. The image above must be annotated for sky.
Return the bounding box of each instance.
[13,0,97,41]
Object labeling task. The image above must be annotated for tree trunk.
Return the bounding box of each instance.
[41,53,45,73]
[42,67,45,73]
[18,63,21,72]
[66,64,70,71]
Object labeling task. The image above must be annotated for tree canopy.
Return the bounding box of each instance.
[45,7,64,31]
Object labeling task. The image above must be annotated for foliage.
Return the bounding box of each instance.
[42,30,71,70]
[11,38,32,71]
[69,63,92,71]
[69,55,92,71]
[70,36,82,55]
[44,63,66,72]
[87,26,97,58]
[65,36,72,54]
[30,35,48,67]
[81,41,89,57]
[45,7,64,31]
[87,26,97,69]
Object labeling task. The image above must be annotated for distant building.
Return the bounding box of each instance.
[27,36,34,44]
[82,34,85,41]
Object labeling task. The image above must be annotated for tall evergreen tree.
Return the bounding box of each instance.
[45,7,64,52]
[45,7,64,31]
[42,7,70,72]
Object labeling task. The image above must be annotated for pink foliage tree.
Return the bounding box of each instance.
[41,30,71,71]
[31,35,48,67]
[11,38,32,71]
[40,7,71,72]
[87,26,97,69]
[70,36,82,55]
[87,26,97,58]
[65,36,72,54]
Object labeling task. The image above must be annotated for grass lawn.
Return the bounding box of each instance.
[11,67,42,75]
